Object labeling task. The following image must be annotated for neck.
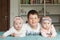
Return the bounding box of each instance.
[31,25,38,30]
[16,28,21,32]
[16,29,21,32]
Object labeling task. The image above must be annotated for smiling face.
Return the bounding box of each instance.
[28,14,39,28]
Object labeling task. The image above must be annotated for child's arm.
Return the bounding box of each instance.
[51,25,57,37]
[41,28,49,38]
[0,36,6,38]
[11,33,16,37]
[0,31,12,38]
[17,27,26,37]
[11,27,26,37]
[1,27,14,38]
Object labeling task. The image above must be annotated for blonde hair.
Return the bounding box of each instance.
[42,16,52,23]
[13,16,23,24]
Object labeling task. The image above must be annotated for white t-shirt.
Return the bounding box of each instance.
[23,23,41,35]
[3,26,26,37]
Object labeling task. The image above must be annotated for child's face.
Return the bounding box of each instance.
[42,20,51,29]
[28,14,39,27]
[14,20,23,30]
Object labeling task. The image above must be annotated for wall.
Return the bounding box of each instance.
[10,0,60,31]
[20,5,60,23]
[10,0,19,27]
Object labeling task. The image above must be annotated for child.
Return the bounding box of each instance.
[0,16,26,38]
[24,10,41,35]
[41,16,57,38]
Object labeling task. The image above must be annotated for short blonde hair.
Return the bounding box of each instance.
[13,16,23,24]
[42,16,52,23]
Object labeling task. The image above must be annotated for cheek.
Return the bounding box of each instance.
[42,24,47,27]
[19,24,22,27]
[29,20,32,22]
[28,19,32,23]
[42,23,46,26]
[42,24,46,27]
[48,24,51,27]
[14,25,18,28]
[35,18,39,23]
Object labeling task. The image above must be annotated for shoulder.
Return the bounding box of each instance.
[50,24,56,30]
[38,23,41,26]
[8,27,16,32]
[23,23,31,27]
[51,24,55,28]
[10,27,14,29]
[23,23,29,27]
[22,23,30,30]
[23,23,29,26]
[38,23,42,28]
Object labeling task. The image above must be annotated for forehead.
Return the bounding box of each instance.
[14,17,21,20]
[14,17,23,22]
[14,20,21,23]
[43,20,50,23]
[29,14,38,18]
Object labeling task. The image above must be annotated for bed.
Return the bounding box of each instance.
[0,32,60,40]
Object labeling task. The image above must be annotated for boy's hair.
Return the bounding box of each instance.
[27,10,39,19]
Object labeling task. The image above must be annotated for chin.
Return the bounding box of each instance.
[32,24,37,27]
[17,28,21,30]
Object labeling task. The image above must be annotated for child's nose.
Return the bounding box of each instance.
[32,19,35,21]
[46,24,48,26]
[18,25,20,27]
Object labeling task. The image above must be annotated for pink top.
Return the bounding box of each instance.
[41,25,57,38]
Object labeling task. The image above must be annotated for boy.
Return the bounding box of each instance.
[0,16,26,38]
[24,10,41,35]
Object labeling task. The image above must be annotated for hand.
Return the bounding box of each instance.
[11,33,16,37]
[0,36,6,38]
[11,33,20,37]
[0,36,1,38]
